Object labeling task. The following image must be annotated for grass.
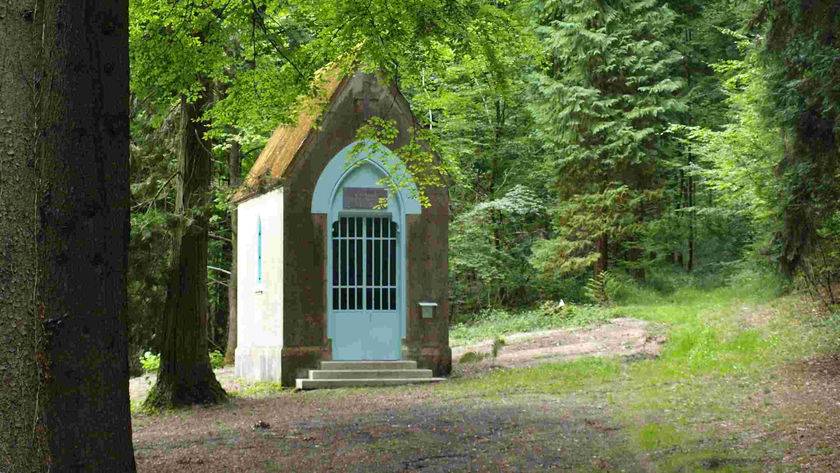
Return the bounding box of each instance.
[443,272,836,471]
[232,381,289,398]
[450,304,616,346]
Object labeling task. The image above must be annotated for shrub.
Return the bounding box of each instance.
[450,186,546,315]
[459,351,485,363]
[584,272,610,305]
[139,351,160,374]
[491,338,506,359]
[138,350,226,374]
[209,350,225,369]
[537,300,568,319]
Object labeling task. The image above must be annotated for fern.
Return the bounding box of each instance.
[585,272,611,306]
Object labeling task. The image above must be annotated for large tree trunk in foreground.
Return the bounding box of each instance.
[224,141,241,366]
[145,88,226,408]
[765,0,840,278]
[0,2,136,471]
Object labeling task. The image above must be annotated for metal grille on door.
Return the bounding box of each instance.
[332,216,398,311]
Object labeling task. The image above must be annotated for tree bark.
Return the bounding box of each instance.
[595,235,609,275]
[224,140,241,366]
[1,2,136,471]
[145,88,226,408]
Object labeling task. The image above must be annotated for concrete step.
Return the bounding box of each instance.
[310,369,433,380]
[296,377,445,390]
[320,360,417,370]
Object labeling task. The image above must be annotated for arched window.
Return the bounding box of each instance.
[257,217,263,284]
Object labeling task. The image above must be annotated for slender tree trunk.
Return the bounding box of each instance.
[1,2,136,470]
[687,173,695,272]
[224,141,241,366]
[595,235,609,275]
[673,169,684,266]
[145,87,226,408]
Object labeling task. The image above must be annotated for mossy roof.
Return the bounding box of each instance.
[232,66,348,203]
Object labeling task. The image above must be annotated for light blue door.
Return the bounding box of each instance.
[331,216,401,360]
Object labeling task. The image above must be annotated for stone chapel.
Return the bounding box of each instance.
[232,68,451,388]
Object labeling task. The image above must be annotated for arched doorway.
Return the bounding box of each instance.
[313,142,419,360]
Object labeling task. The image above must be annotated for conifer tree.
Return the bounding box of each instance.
[530,0,685,277]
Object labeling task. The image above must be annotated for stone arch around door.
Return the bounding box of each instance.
[312,141,421,360]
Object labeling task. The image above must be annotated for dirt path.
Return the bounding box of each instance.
[767,354,840,471]
[133,388,642,472]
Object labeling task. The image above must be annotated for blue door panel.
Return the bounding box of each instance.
[330,216,401,361]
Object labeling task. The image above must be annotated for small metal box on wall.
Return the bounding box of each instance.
[419,302,438,319]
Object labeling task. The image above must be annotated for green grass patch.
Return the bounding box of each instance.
[129,398,145,415]
[450,304,615,346]
[636,423,686,452]
[817,309,840,352]
[233,381,289,398]
[445,357,621,396]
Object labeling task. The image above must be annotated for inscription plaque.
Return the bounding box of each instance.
[343,187,388,209]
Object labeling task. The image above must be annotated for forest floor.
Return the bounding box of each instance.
[129,317,663,402]
[131,285,840,472]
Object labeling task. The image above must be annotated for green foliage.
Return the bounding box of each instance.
[530,186,653,278]
[350,117,448,209]
[450,185,546,314]
[130,1,309,132]
[295,0,520,84]
[762,0,840,278]
[536,300,567,319]
[584,272,610,306]
[402,1,541,200]
[128,108,181,357]
[458,351,486,364]
[532,0,685,182]
[139,350,224,374]
[529,0,686,281]
[688,35,785,279]
[209,350,225,370]
[139,351,161,374]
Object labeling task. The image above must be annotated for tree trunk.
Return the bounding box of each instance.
[673,169,684,267]
[224,141,241,366]
[145,88,226,408]
[595,235,609,275]
[687,173,695,272]
[1,2,136,471]
[778,106,836,278]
